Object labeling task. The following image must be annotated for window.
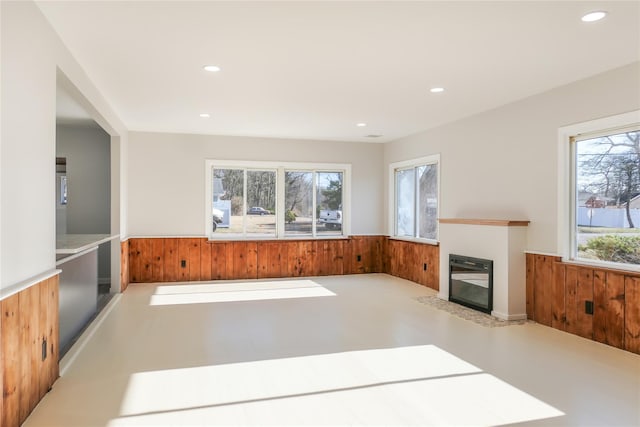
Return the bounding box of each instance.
[284,170,344,237]
[284,171,313,236]
[572,126,640,268]
[205,160,349,239]
[316,171,344,237]
[559,110,640,270]
[212,168,277,237]
[389,155,440,242]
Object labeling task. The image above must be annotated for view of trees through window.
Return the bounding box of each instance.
[211,166,344,237]
[396,168,415,237]
[316,172,343,236]
[575,129,640,266]
[284,171,343,236]
[285,171,313,235]
[213,168,277,236]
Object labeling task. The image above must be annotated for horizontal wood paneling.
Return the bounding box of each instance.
[1,275,59,427]
[527,253,639,355]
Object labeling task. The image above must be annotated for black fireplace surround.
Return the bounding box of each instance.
[449,254,493,314]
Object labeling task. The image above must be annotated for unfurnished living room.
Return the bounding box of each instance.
[1,1,640,426]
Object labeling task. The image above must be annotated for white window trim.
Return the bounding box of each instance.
[557,110,640,270]
[205,160,351,240]
[388,154,441,244]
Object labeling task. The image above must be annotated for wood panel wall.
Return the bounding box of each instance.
[120,239,130,292]
[0,275,59,427]
[386,239,439,291]
[128,236,388,283]
[526,253,640,355]
[126,236,439,290]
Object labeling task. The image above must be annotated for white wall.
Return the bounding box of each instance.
[127,132,384,236]
[0,1,127,290]
[384,62,640,254]
[56,124,111,281]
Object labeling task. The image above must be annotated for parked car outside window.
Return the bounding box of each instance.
[247,207,270,215]
[212,207,224,231]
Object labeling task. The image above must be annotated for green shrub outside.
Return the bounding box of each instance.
[578,235,640,264]
[285,210,296,224]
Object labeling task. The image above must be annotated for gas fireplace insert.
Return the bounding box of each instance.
[449,254,493,314]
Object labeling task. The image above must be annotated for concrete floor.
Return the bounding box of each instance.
[25,274,640,426]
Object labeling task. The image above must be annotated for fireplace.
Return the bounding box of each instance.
[449,254,493,314]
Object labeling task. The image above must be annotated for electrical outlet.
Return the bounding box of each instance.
[357,255,362,262]
[585,300,594,315]
[181,260,187,268]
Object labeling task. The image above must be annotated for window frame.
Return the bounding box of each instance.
[558,110,640,271]
[388,154,440,244]
[205,160,351,240]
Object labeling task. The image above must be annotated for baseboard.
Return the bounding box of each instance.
[491,310,527,321]
[437,292,448,301]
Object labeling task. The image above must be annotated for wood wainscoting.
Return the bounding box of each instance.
[526,253,640,354]
[127,236,385,283]
[1,275,59,427]
[120,239,130,292]
[386,239,439,291]
[125,236,440,291]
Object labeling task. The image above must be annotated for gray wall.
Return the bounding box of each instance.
[1,1,126,290]
[127,132,385,236]
[57,124,111,282]
[384,61,640,254]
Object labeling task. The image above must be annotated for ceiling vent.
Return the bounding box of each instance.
[365,134,383,138]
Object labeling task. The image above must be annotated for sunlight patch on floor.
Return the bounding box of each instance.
[149,280,336,306]
[111,345,563,426]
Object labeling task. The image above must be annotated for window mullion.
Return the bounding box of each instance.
[312,171,317,237]
[276,168,285,237]
[394,170,398,236]
[414,166,420,238]
[570,138,577,259]
[242,169,247,236]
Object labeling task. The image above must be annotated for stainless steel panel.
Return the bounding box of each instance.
[59,248,98,354]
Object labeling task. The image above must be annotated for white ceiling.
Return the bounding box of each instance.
[38,1,640,143]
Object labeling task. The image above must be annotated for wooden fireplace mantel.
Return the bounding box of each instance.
[438,218,530,227]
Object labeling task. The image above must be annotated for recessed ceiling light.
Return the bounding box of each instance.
[203,65,221,72]
[581,11,607,22]
[356,123,367,127]
[199,113,210,118]
[430,87,445,93]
